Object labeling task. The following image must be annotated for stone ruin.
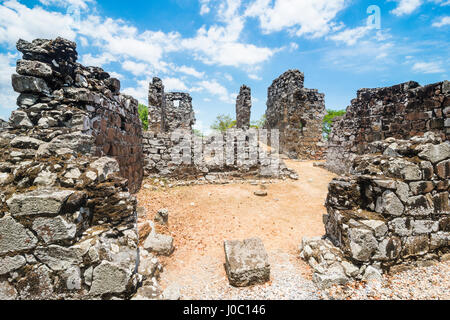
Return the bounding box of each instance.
[236,85,252,130]
[0,37,146,300]
[148,77,196,132]
[142,71,329,182]
[327,81,450,174]
[2,36,447,299]
[265,70,326,160]
[142,129,297,182]
[143,79,298,182]
[301,80,450,289]
[0,118,7,130]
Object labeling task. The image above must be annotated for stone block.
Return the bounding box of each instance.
[7,189,74,216]
[224,238,270,287]
[143,233,174,256]
[417,142,450,164]
[11,74,50,94]
[436,159,450,179]
[376,191,404,216]
[0,216,38,255]
[16,60,52,78]
[90,261,131,297]
[32,216,77,243]
[402,235,430,258]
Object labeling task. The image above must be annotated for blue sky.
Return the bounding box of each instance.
[0,0,449,133]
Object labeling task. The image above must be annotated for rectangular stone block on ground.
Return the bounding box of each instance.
[224,238,270,287]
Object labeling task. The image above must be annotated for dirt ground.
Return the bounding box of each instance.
[137,160,336,299]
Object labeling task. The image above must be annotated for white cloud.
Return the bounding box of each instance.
[80,52,116,67]
[176,65,205,78]
[245,0,347,38]
[0,52,19,116]
[289,42,299,51]
[109,71,123,80]
[329,26,372,45]
[199,0,211,15]
[248,74,262,80]
[78,36,89,46]
[390,0,423,16]
[197,79,235,103]
[122,79,149,104]
[163,78,189,91]
[0,0,78,48]
[224,73,233,81]
[182,26,275,66]
[390,0,449,16]
[433,16,450,27]
[39,0,95,9]
[412,61,445,73]
[0,0,278,84]
[182,0,276,67]
[122,60,149,76]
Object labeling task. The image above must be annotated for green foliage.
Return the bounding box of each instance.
[138,104,149,131]
[323,109,346,140]
[250,114,267,129]
[210,114,236,133]
[193,129,204,137]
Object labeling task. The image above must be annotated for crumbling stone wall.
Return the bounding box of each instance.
[327,81,450,174]
[301,132,450,288]
[148,77,195,132]
[265,70,326,160]
[0,119,7,130]
[0,37,144,300]
[236,85,251,130]
[143,130,297,182]
[144,78,295,181]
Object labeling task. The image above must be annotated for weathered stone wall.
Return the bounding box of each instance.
[327,81,450,174]
[0,37,144,300]
[265,70,326,160]
[10,38,144,192]
[148,78,195,132]
[148,77,165,132]
[301,133,450,288]
[143,130,297,182]
[0,119,7,130]
[236,85,251,130]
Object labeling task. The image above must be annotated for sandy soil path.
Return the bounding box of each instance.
[137,160,336,299]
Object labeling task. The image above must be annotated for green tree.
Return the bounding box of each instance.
[323,109,346,140]
[138,103,149,131]
[193,129,204,137]
[250,114,267,129]
[210,114,236,133]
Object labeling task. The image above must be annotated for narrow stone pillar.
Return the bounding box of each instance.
[236,85,252,129]
[148,77,166,132]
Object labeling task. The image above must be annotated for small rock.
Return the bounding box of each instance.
[254,190,268,197]
[362,265,383,282]
[143,233,174,256]
[155,208,169,225]
[224,238,270,287]
[163,283,181,300]
[138,221,153,242]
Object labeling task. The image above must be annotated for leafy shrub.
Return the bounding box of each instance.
[138,104,149,131]
[323,109,346,140]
